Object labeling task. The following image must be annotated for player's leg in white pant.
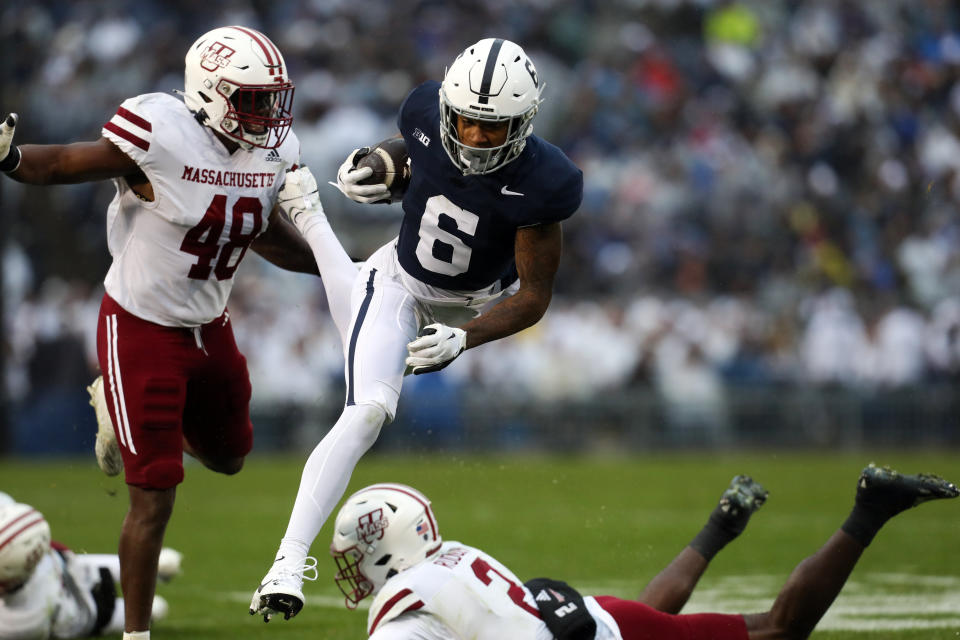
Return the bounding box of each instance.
[251,263,418,621]
[298,214,363,346]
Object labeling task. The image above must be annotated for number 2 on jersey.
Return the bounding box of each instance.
[180,195,263,280]
[471,557,540,618]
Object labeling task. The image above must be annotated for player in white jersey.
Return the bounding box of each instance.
[0,492,182,639]
[0,26,317,640]
[327,466,957,640]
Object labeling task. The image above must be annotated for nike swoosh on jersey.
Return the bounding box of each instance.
[500,185,524,196]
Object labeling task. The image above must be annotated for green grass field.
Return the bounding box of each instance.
[2,450,959,639]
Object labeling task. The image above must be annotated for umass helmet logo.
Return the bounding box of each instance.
[200,41,236,72]
[356,508,388,544]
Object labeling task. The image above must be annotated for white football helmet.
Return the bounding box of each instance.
[439,38,543,175]
[0,502,50,594]
[330,483,442,608]
[182,26,294,150]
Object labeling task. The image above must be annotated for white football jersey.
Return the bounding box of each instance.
[0,551,99,640]
[367,541,552,640]
[101,92,299,327]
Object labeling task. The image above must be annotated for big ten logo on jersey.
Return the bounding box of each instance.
[201,41,235,72]
[356,509,388,545]
[432,546,469,568]
[413,128,431,147]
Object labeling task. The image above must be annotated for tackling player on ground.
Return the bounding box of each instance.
[0,26,318,640]
[250,37,583,620]
[0,492,182,639]
[325,464,957,639]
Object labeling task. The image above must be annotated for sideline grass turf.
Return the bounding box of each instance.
[2,450,958,639]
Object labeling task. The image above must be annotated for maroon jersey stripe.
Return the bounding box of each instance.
[369,588,424,634]
[116,106,152,132]
[104,121,150,151]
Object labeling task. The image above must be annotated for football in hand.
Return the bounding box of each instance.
[356,137,411,203]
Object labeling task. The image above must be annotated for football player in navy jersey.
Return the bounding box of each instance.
[250,38,583,621]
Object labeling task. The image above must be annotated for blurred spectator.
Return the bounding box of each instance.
[3,0,960,451]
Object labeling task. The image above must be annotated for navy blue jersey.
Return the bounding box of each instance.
[396,81,582,291]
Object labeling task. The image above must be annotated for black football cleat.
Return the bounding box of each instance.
[856,464,959,519]
[251,592,304,622]
[716,475,769,537]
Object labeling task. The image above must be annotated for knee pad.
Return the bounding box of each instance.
[341,404,387,447]
[348,383,399,423]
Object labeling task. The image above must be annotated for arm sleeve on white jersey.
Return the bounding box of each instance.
[370,611,455,640]
[367,584,427,635]
[101,94,157,166]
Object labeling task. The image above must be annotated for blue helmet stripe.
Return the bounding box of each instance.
[477,38,504,104]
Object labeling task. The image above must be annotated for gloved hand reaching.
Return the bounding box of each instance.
[278,166,325,235]
[405,323,467,375]
[0,114,21,173]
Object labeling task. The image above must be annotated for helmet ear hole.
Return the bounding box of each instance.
[374,554,392,566]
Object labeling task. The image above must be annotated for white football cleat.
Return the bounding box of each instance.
[87,376,123,477]
[249,555,318,622]
[157,548,183,582]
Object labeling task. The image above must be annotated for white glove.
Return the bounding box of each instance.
[0,114,21,173]
[406,323,467,375]
[278,166,324,235]
[330,147,391,204]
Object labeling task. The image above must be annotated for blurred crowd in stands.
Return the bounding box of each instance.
[3,0,960,447]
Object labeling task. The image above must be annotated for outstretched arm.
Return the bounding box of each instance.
[250,204,320,275]
[1,112,138,184]
[10,139,139,184]
[639,476,768,614]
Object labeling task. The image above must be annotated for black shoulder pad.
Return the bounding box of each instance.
[524,577,596,640]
